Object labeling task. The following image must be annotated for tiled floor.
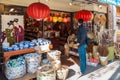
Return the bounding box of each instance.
[61,55,120,80]
[1,54,120,80]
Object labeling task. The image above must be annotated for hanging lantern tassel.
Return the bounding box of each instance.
[27,2,50,20]
[75,10,93,22]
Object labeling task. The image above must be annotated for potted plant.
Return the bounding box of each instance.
[98,45,109,66]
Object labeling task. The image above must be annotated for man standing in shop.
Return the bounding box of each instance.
[76,19,87,75]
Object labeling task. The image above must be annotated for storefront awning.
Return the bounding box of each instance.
[98,0,120,7]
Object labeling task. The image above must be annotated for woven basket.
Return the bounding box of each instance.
[56,65,69,80]
[47,50,61,61]
[37,65,56,80]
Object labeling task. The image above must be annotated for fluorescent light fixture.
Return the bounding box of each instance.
[9,8,14,12]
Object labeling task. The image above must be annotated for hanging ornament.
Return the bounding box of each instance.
[50,16,53,22]
[66,14,70,22]
[75,10,93,22]
[58,17,62,22]
[53,13,58,23]
[53,16,58,22]
[27,2,50,21]
[63,17,68,23]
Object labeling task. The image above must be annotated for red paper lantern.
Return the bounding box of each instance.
[75,10,93,22]
[27,2,50,20]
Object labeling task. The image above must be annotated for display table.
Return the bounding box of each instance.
[78,61,120,80]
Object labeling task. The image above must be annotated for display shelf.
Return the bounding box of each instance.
[4,48,35,62]
[3,44,52,62]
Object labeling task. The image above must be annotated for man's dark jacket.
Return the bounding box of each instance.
[77,24,87,46]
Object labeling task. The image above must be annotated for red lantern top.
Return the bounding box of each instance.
[27,2,50,20]
[75,10,93,22]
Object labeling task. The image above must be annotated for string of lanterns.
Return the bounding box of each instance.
[44,13,71,23]
[27,1,70,23]
[27,2,93,23]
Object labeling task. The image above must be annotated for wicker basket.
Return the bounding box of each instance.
[37,65,56,80]
[51,60,61,70]
[56,65,69,80]
[47,50,61,61]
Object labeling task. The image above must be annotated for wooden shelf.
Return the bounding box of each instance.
[3,45,52,62]
[4,48,35,62]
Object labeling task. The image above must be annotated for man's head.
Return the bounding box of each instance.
[78,19,84,24]
[78,19,84,26]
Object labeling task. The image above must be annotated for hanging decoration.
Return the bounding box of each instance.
[66,14,71,22]
[53,16,58,22]
[75,10,93,22]
[53,15,58,23]
[27,2,50,21]
[63,17,68,23]
[57,13,62,22]
[58,16,63,22]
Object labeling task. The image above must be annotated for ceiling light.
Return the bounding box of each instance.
[69,2,72,6]
[9,8,14,12]
[46,0,51,1]
[99,5,102,9]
